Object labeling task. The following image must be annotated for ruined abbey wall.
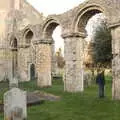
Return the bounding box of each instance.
[0,0,120,100]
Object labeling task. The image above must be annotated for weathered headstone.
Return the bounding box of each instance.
[84,71,92,88]
[4,87,27,120]
[9,77,18,88]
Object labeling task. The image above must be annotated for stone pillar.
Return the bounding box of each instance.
[110,24,120,99]
[34,39,52,87]
[6,49,13,82]
[0,47,12,81]
[17,45,31,81]
[51,40,56,75]
[62,32,86,92]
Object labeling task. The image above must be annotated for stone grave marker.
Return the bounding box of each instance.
[9,77,18,89]
[4,84,27,120]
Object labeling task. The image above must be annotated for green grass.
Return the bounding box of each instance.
[0,76,120,120]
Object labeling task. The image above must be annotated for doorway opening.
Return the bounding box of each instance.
[29,63,36,81]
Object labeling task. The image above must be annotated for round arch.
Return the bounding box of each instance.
[72,5,106,33]
[42,18,64,80]
[42,18,61,39]
[12,38,17,48]
[9,35,18,50]
[23,28,34,44]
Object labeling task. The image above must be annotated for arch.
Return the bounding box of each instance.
[23,28,34,44]
[12,38,17,48]
[10,36,18,50]
[42,18,60,39]
[73,5,105,33]
[42,18,64,83]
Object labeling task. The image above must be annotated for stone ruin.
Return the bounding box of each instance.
[0,0,119,99]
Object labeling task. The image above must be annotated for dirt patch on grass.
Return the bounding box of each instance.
[33,91,61,101]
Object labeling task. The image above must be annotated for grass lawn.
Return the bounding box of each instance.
[0,76,120,120]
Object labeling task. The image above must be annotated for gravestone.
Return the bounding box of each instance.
[4,79,27,120]
[9,77,18,88]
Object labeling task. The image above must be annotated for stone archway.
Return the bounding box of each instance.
[35,18,63,87]
[64,3,120,99]
[62,5,110,92]
[43,19,63,77]
[73,5,106,92]
[32,0,120,99]
[72,5,104,33]
[43,19,60,39]
[8,0,120,100]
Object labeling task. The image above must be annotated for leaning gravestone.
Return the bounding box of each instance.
[4,78,27,120]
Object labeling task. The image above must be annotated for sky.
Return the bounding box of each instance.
[26,0,86,55]
[27,0,85,16]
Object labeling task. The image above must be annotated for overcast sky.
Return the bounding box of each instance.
[27,0,85,16]
[26,0,86,55]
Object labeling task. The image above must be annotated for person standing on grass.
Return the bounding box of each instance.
[96,69,105,98]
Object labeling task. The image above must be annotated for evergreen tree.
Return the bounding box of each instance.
[92,20,112,67]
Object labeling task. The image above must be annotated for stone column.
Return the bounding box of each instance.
[0,47,12,81]
[34,39,52,87]
[110,24,120,100]
[17,45,31,81]
[51,40,56,75]
[62,32,86,92]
